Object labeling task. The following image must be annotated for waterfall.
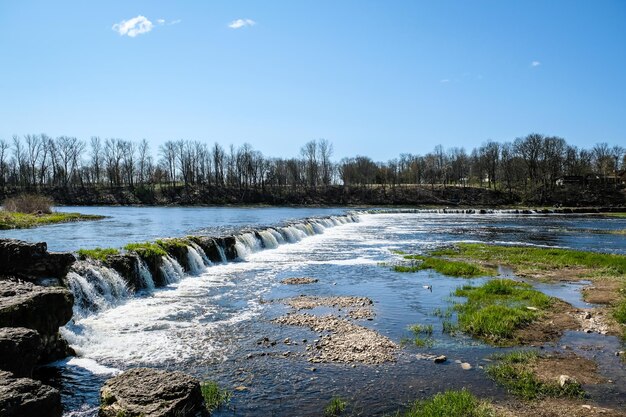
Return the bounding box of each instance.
[160,256,185,284]
[64,213,358,316]
[235,232,263,260]
[186,244,207,274]
[66,261,130,317]
[216,243,227,263]
[258,229,279,249]
[189,241,211,266]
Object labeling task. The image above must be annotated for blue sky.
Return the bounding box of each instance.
[1,1,624,160]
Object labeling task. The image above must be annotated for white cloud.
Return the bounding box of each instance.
[531,61,541,67]
[169,19,182,26]
[112,15,154,37]
[157,19,165,25]
[440,79,450,83]
[228,18,256,29]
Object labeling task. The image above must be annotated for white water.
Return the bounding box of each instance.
[159,256,185,284]
[66,262,130,318]
[136,257,155,291]
[186,245,207,274]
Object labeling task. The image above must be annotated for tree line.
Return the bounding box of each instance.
[0,134,624,197]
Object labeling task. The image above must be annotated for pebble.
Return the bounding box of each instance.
[434,355,447,364]
[234,386,248,391]
[460,362,472,370]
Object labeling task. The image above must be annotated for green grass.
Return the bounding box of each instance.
[486,351,585,400]
[614,299,626,324]
[324,396,347,417]
[77,247,120,261]
[392,254,493,278]
[453,279,553,345]
[200,381,231,412]
[156,238,190,251]
[397,389,494,417]
[408,324,434,335]
[123,242,168,258]
[433,243,626,278]
[0,211,104,229]
[605,212,626,218]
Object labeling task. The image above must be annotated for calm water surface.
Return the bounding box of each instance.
[5,209,625,416]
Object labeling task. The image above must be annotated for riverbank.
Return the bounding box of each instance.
[2,183,624,207]
[0,211,104,230]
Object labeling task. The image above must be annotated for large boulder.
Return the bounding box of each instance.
[0,370,62,417]
[0,281,73,362]
[99,368,208,417]
[0,239,75,280]
[0,327,42,377]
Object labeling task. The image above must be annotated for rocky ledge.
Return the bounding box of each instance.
[99,368,208,417]
[0,280,73,362]
[0,239,75,282]
[0,370,62,417]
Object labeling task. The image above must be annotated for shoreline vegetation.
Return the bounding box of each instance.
[0,194,104,229]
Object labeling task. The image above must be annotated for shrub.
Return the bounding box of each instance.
[324,397,347,417]
[200,381,231,412]
[3,194,53,214]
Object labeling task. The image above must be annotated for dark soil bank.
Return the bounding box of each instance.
[1,184,625,207]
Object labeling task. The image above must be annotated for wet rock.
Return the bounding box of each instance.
[280,277,319,285]
[0,327,42,377]
[282,296,375,319]
[0,239,75,281]
[460,362,472,370]
[104,254,144,291]
[0,280,73,362]
[434,355,447,364]
[99,368,207,417]
[558,374,577,388]
[274,314,396,364]
[0,370,62,417]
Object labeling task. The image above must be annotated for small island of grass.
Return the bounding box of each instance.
[0,194,104,229]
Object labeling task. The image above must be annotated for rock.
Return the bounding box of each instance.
[234,386,247,391]
[460,362,472,370]
[103,254,144,291]
[434,355,447,364]
[526,306,539,311]
[99,368,207,417]
[0,281,73,362]
[0,370,62,417]
[558,374,577,388]
[280,277,319,285]
[0,239,75,281]
[581,405,592,410]
[0,327,42,377]
[615,351,625,357]
[584,312,592,320]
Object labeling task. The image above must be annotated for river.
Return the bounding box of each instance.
[2,207,626,416]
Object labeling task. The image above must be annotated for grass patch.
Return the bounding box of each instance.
[77,247,120,261]
[453,279,553,345]
[605,212,626,218]
[613,299,626,324]
[324,396,347,417]
[408,323,434,335]
[123,242,168,258]
[486,351,585,400]
[200,381,231,412]
[393,254,493,278]
[0,211,104,229]
[156,238,190,251]
[433,243,626,278]
[398,389,494,417]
